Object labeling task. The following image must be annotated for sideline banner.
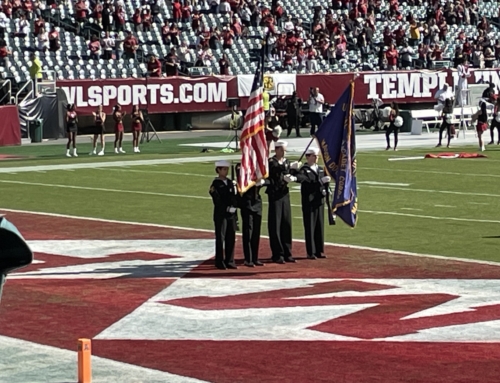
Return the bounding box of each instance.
[58,76,237,115]
[238,73,296,97]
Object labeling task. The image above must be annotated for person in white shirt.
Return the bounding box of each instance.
[399,43,415,69]
[434,83,454,112]
[217,0,230,15]
[16,14,29,37]
[308,87,324,135]
[283,15,294,32]
[457,57,471,106]
[101,31,115,60]
[37,27,49,52]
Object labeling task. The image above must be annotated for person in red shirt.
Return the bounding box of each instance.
[75,0,87,23]
[114,6,126,32]
[49,25,60,51]
[0,39,11,67]
[181,0,191,23]
[132,8,142,32]
[172,0,181,23]
[33,15,45,37]
[147,54,161,77]
[394,26,405,46]
[191,10,201,31]
[142,9,152,32]
[123,31,138,59]
[385,44,399,70]
[221,25,234,50]
[383,26,393,46]
[231,15,242,38]
[93,0,103,25]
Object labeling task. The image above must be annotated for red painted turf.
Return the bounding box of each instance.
[2,211,500,382]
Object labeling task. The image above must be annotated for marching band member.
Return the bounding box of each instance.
[236,163,265,267]
[488,97,500,145]
[113,104,126,154]
[91,105,106,156]
[209,160,238,270]
[457,57,471,106]
[65,104,78,157]
[266,140,299,264]
[131,105,143,153]
[290,147,329,260]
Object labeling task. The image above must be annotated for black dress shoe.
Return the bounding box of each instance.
[244,261,255,267]
[226,263,238,269]
[216,264,227,270]
[285,257,297,263]
[254,261,264,266]
[307,255,317,260]
[316,254,326,259]
[272,257,286,264]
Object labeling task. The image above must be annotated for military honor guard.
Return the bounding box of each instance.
[266,140,300,264]
[293,147,330,259]
[209,160,238,270]
[236,163,266,267]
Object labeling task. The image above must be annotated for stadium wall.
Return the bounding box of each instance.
[58,69,500,116]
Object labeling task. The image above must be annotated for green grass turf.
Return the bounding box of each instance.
[1,137,500,262]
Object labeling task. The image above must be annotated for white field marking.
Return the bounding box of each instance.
[0,154,241,173]
[365,185,500,198]
[2,207,500,267]
[35,171,46,173]
[0,180,497,225]
[469,202,490,205]
[358,181,410,187]
[0,180,211,200]
[387,156,425,161]
[101,168,213,178]
[435,205,457,208]
[0,335,208,383]
[400,208,423,211]
[362,167,500,179]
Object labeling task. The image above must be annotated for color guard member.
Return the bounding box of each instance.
[266,140,300,264]
[292,147,330,259]
[209,160,238,270]
[236,163,265,267]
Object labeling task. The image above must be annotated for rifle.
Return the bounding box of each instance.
[325,183,336,226]
[231,163,240,231]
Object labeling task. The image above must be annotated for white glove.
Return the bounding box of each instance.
[284,174,297,183]
[232,181,238,195]
[322,189,327,196]
[290,161,302,170]
[227,206,237,213]
[258,179,266,186]
[321,176,331,184]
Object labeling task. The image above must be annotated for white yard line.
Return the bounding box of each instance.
[358,181,410,187]
[365,185,500,198]
[1,179,496,224]
[363,167,500,179]
[400,208,423,211]
[1,207,500,267]
[0,154,241,174]
[434,205,457,208]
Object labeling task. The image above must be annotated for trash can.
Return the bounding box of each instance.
[29,119,43,143]
[399,110,412,133]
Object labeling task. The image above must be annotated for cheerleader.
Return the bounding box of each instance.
[113,104,126,154]
[475,100,489,151]
[131,105,143,153]
[488,97,500,145]
[91,105,106,156]
[65,104,78,157]
[436,97,454,148]
[385,102,401,151]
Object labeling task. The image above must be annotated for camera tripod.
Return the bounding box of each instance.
[140,109,161,144]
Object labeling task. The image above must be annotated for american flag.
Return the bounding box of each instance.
[237,39,268,194]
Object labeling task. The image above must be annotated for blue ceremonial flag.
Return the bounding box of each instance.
[313,81,358,228]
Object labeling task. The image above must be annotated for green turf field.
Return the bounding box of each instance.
[1,136,499,262]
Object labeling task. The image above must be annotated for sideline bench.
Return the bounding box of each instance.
[410,106,480,134]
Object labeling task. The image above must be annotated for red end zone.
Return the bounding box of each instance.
[2,210,500,383]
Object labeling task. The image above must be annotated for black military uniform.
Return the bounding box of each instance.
[286,94,301,137]
[236,164,264,267]
[296,159,328,259]
[209,166,238,270]
[266,145,297,263]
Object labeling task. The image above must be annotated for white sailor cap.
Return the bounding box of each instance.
[306,147,320,156]
[275,140,288,148]
[215,160,231,168]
